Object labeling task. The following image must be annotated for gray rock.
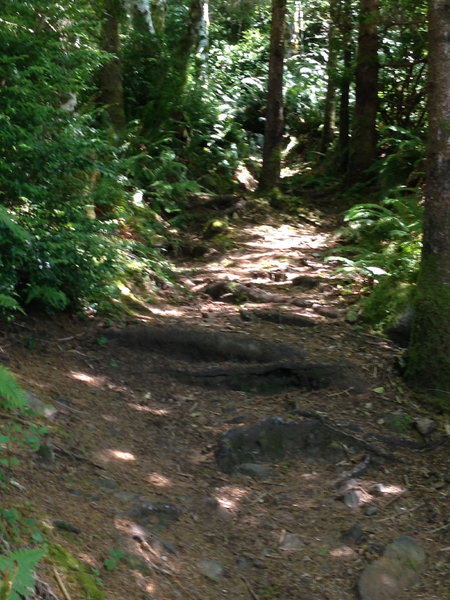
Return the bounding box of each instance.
[26,392,57,419]
[197,558,225,581]
[127,502,183,530]
[53,520,80,534]
[344,490,364,508]
[238,463,271,479]
[215,417,369,473]
[415,417,436,436]
[93,477,118,490]
[113,491,140,502]
[358,536,426,600]
[279,533,304,551]
[340,523,365,546]
[365,505,379,517]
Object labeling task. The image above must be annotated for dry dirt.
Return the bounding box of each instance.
[1,209,449,600]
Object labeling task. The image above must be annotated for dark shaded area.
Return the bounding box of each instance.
[107,324,305,363]
[176,361,364,394]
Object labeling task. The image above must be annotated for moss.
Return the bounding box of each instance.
[48,544,106,600]
[359,278,414,331]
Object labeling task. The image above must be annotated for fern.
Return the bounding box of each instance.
[0,206,30,243]
[25,285,68,311]
[0,548,46,600]
[0,366,27,411]
[0,295,24,314]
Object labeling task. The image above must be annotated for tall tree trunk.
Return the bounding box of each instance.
[320,1,339,154]
[337,0,353,170]
[406,0,450,400]
[174,0,203,90]
[99,0,126,130]
[129,0,155,33]
[287,0,304,57]
[195,0,209,83]
[347,0,379,180]
[151,0,167,35]
[259,0,287,194]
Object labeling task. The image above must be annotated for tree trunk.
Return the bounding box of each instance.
[195,0,209,83]
[337,0,353,170]
[347,0,379,180]
[99,0,126,130]
[259,0,287,194]
[406,0,450,400]
[320,2,339,154]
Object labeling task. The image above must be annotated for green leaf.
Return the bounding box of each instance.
[372,387,385,394]
[0,548,46,600]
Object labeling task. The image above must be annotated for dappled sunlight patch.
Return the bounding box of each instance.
[330,545,356,558]
[146,472,172,487]
[214,485,248,515]
[127,403,171,416]
[69,371,105,387]
[94,448,137,464]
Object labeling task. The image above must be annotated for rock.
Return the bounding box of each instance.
[93,477,118,490]
[238,463,271,479]
[215,417,370,473]
[26,392,57,419]
[197,558,225,581]
[279,533,304,551]
[344,490,365,508]
[127,502,183,530]
[358,536,426,600]
[340,524,365,546]
[365,505,378,517]
[415,417,436,436]
[385,306,413,347]
[113,491,140,502]
[53,520,81,534]
[35,440,55,465]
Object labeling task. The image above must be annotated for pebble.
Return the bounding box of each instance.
[279,533,304,551]
[365,504,378,517]
[197,558,225,580]
[415,417,436,436]
[238,463,271,479]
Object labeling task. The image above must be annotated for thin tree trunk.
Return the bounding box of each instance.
[259,0,287,194]
[321,2,339,154]
[406,0,450,399]
[288,0,304,57]
[195,1,209,83]
[337,0,352,170]
[99,0,126,131]
[348,0,379,180]
[151,0,167,35]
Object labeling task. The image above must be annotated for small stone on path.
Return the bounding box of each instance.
[279,533,304,551]
[238,463,271,479]
[197,558,225,580]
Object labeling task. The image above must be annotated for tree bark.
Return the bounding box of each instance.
[259,0,287,194]
[347,0,379,180]
[320,1,339,154]
[337,0,353,170]
[99,0,126,131]
[406,0,450,400]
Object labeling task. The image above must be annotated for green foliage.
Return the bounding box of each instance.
[103,548,127,571]
[0,367,27,411]
[49,545,107,600]
[0,548,46,600]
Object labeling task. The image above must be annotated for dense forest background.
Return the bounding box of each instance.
[0,0,427,321]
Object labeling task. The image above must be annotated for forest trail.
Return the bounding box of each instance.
[2,206,448,600]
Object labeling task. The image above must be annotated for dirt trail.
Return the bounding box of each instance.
[1,211,448,600]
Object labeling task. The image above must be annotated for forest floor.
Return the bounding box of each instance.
[1,201,449,600]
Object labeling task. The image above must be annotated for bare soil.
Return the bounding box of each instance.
[1,209,449,600]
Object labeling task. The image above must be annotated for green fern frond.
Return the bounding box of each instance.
[0,548,46,600]
[0,366,27,410]
[25,285,68,310]
[0,205,30,242]
[0,294,25,314]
